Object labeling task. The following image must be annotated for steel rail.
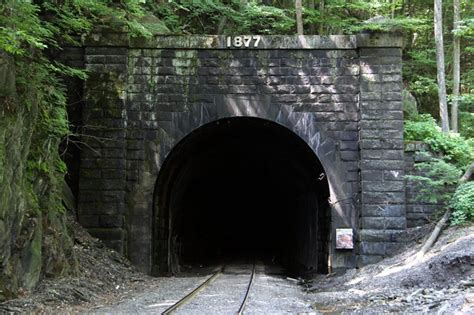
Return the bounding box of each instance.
[161,266,223,315]
[237,263,256,315]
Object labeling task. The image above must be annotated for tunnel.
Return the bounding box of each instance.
[153,117,330,277]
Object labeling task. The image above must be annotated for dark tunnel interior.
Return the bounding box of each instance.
[153,117,330,276]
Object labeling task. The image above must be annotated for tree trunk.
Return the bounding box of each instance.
[434,0,450,132]
[460,162,474,184]
[416,160,473,260]
[319,0,325,35]
[451,0,460,132]
[296,0,303,35]
[308,0,315,34]
[416,209,451,259]
[217,16,227,34]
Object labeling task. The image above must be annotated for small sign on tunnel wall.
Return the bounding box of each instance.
[336,228,354,249]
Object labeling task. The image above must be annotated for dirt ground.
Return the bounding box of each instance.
[0,221,472,314]
[308,224,474,314]
[0,218,159,313]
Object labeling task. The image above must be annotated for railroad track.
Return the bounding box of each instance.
[162,263,256,315]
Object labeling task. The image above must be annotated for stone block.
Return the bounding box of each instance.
[360,110,403,120]
[361,101,403,111]
[85,55,106,64]
[360,56,401,65]
[360,217,385,229]
[102,169,126,179]
[340,131,359,141]
[100,215,124,228]
[361,204,405,217]
[101,202,126,215]
[85,64,105,73]
[104,148,126,158]
[382,150,404,160]
[362,181,404,192]
[360,64,402,74]
[358,48,402,57]
[77,191,102,203]
[340,141,358,151]
[385,242,403,253]
[127,150,145,160]
[360,120,403,130]
[102,191,126,202]
[360,92,402,102]
[85,47,128,56]
[106,55,127,64]
[359,241,385,255]
[344,103,359,112]
[360,82,402,92]
[341,151,359,161]
[383,170,404,181]
[361,170,383,181]
[361,192,405,204]
[358,229,405,242]
[126,169,139,181]
[360,142,383,154]
[346,171,359,181]
[385,217,406,230]
[80,169,101,179]
[361,150,383,159]
[310,84,359,94]
[105,64,127,73]
[79,215,100,227]
[101,179,125,191]
[360,160,405,170]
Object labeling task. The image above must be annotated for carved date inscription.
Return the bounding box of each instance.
[226,36,261,48]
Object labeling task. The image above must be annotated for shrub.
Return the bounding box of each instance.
[405,114,474,169]
[405,159,461,204]
[450,182,474,225]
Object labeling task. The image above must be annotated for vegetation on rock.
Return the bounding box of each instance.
[0,0,151,300]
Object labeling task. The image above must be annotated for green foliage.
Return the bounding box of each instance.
[150,0,296,35]
[405,114,474,168]
[0,0,154,297]
[0,0,153,203]
[406,159,461,204]
[240,3,294,34]
[450,182,474,225]
[459,111,474,139]
[0,1,51,56]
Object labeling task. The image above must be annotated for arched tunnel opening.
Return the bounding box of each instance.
[153,117,330,277]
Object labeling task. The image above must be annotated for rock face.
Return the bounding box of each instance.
[66,33,407,275]
[0,52,76,300]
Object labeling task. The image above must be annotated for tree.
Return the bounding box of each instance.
[295,0,303,35]
[451,0,460,132]
[434,0,450,132]
[308,0,315,34]
[318,0,324,35]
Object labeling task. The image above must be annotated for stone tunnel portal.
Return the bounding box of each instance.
[153,117,330,276]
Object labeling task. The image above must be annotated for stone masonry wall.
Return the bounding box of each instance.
[71,34,405,274]
[357,42,406,266]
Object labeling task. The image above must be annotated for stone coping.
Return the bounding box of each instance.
[85,33,403,49]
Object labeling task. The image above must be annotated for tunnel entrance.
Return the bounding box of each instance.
[153,117,330,277]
